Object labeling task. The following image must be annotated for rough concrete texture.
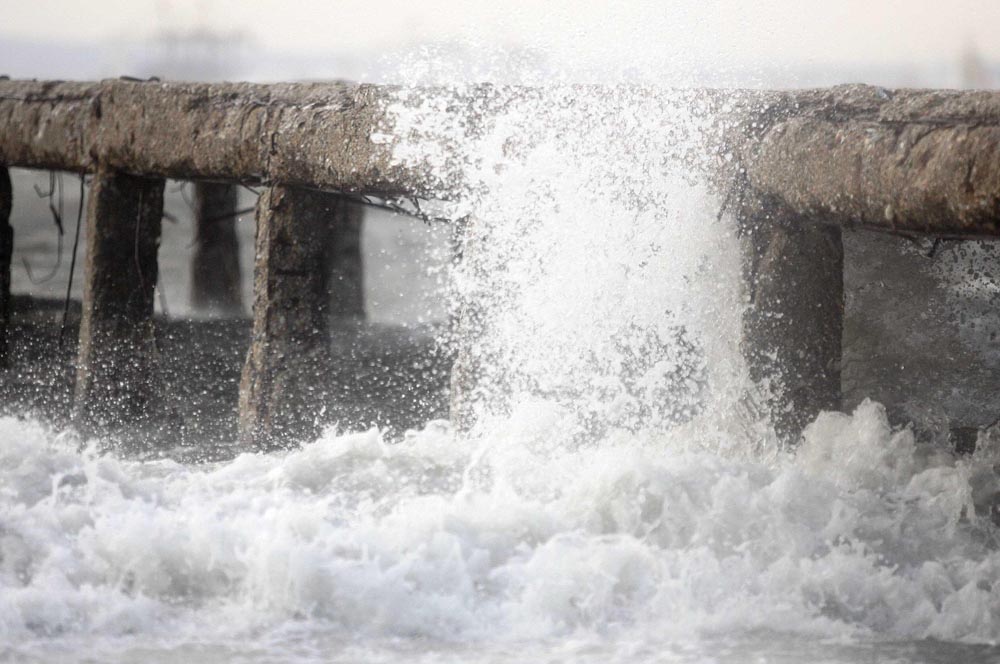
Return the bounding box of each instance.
[191,181,242,316]
[73,170,164,431]
[0,167,11,367]
[4,80,1000,238]
[738,194,844,443]
[0,80,101,173]
[0,79,442,198]
[238,185,335,449]
[842,229,1000,433]
[731,85,1000,238]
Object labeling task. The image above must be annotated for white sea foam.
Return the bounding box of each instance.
[2,401,1000,662]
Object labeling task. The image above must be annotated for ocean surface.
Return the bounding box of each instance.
[5,403,1000,663]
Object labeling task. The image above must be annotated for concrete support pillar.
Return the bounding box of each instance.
[0,167,12,368]
[739,195,843,443]
[73,170,164,430]
[238,185,334,449]
[327,197,364,320]
[191,181,242,316]
[447,216,494,432]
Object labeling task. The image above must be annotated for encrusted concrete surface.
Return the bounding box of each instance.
[72,171,164,431]
[842,229,1000,433]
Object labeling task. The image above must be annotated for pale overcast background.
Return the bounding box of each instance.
[2,0,1000,86]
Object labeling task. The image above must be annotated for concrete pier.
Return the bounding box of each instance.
[0,78,995,444]
[73,170,164,430]
[238,185,336,448]
[738,194,844,442]
[0,167,11,368]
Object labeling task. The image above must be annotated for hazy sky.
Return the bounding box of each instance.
[3,0,999,85]
[4,0,999,62]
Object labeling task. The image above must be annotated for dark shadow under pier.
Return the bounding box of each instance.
[0,295,451,461]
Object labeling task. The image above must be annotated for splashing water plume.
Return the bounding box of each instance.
[384,84,753,453]
[4,66,1000,664]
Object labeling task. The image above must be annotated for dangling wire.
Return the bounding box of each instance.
[32,171,55,199]
[59,174,86,347]
[24,172,65,284]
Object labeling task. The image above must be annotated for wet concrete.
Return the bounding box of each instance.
[843,229,1000,435]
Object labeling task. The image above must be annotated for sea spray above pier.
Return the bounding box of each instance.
[381,85,753,450]
[4,84,1000,664]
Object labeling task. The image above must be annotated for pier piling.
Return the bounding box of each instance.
[73,170,164,430]
[0,167,11,368]
[738,194,844,442]
[238,185,338,448]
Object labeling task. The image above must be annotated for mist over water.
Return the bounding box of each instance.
[5,68,1000,664]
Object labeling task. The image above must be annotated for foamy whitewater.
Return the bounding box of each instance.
[4,84,1000,662]
[5,406,1000,662]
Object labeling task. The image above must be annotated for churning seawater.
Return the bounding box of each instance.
[6,404,1000,663]
[5,85,1000,663]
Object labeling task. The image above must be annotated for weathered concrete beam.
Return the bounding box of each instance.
[0,79,442,198]
[734,85,1000,238]
[73,170,164,431]
[0,167,11,368]
[4,80,1000,238]
[238,185,335,448]
[0,81,101,173]
[191,181,242,316]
